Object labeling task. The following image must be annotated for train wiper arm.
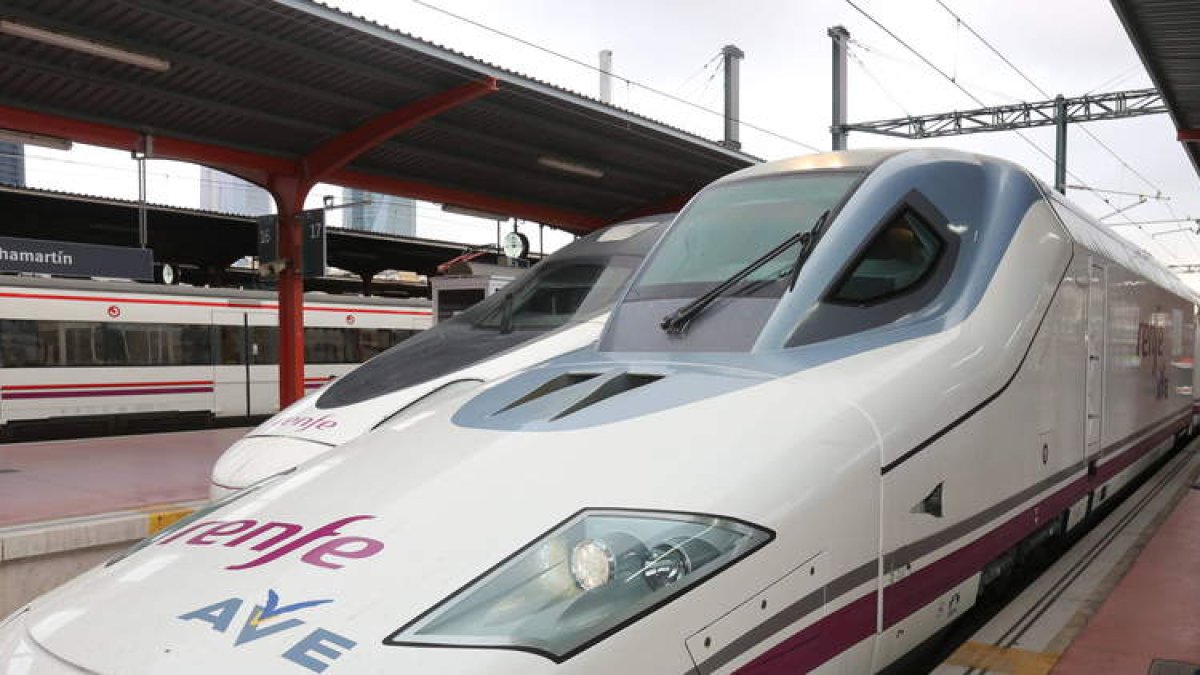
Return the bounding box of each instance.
[659,211,829,336]
[498,293,515,334]
[786,209,830,291]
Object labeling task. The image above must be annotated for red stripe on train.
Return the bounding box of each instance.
[0,291,431,316]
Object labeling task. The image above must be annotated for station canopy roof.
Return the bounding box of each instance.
[0,0,756,234]
[1111,0,1200,177]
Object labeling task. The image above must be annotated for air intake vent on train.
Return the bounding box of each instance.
[494,373,600,414]
[549,373,662,420]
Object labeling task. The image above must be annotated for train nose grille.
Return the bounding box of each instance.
[491,370,663,422]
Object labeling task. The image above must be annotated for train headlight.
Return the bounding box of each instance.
[385,509,772,661]
[569,539,615,590]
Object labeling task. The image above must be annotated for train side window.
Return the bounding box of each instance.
[0,319,42,367]
[250,326,278,365]
[304,327,350,364]
[829,208,943,305]
[218,326,244,365]
[179,325,213,366]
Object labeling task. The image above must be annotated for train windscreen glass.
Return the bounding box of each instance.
[315,256,641,409]
[631,172,861,300]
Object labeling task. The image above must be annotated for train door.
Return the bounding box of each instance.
[213,310,252,419]
[1085,261,1107,459]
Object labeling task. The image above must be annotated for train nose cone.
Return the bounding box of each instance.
[209,435,330,499]
[0,611,88,674]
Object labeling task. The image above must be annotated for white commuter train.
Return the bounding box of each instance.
[210,217,670,498]
[0,276,431,439]
[2,148,1197,674]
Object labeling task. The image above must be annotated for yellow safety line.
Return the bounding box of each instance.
[143,505,195,535]
[944,640,1060,675]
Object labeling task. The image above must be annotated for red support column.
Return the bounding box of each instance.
[270,176,307,407]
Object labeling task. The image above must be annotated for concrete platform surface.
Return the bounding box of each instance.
[935,446,1200,674]
[0,427,245,527]
[1051,482,1200,673]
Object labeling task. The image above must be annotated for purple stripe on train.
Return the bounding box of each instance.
[2,387,214,399]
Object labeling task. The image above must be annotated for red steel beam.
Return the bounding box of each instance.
[301,78,498,186]
[0,105,292,185]
[1179,129,1200,142]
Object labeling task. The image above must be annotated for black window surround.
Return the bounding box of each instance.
[827,202,946,306]
[787,189,961,348]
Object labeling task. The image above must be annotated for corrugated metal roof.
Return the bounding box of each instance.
[0,0,756,233]
[1111,0,1200,176]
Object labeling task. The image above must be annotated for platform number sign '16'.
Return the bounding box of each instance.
[257,215,278,265]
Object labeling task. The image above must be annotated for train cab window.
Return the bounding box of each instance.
[475,263,620,332]
[829,208,943,305]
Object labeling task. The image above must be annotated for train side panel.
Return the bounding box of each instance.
[862,193,1197,672]
[0,281,431,435]
[870,198,1077,670]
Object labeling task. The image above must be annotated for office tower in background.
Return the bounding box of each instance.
[199,166,271,216]
[0,142,25,187]
[343,187,416,236]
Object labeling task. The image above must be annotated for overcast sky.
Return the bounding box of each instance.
[23,0,1200,279]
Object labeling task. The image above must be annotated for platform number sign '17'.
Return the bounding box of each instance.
[301,209,327,279]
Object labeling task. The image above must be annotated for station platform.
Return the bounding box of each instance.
[935,444,1200,675]
[0,427,245,617]
[0,427,245,527]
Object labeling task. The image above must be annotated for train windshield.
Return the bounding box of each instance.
[471,261,632,331]
[315,219,669,410]
[629,172,861,301]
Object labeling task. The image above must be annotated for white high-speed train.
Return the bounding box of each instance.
[209,216,670,498]
[0,276,431,439]
[2,149,1197,674]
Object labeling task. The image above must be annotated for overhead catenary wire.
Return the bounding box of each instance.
[932,0,1191,259]
[847,47,911,117]
[932,0,1169,204]
[1066,184,1167,200]
[850,38,1026,103]
[407,0,822,152]
[843,0,1177,261]
[673,50,723,99]
[1084,62,1142,95]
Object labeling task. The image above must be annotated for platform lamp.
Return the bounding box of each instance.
[0,19,170,72]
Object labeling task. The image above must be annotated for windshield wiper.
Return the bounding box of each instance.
[659,210,830,336]
[498,293,515,334]
[786,209,831,291]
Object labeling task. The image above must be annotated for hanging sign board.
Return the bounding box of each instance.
[256,214,278,264]
[301,208,327,278]
[0,236,152,280]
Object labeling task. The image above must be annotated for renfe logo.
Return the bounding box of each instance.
[157,515,384,571]
[273,414,339,432]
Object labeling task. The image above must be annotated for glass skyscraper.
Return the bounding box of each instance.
[342,187,416,237]
[0,142,24,187]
